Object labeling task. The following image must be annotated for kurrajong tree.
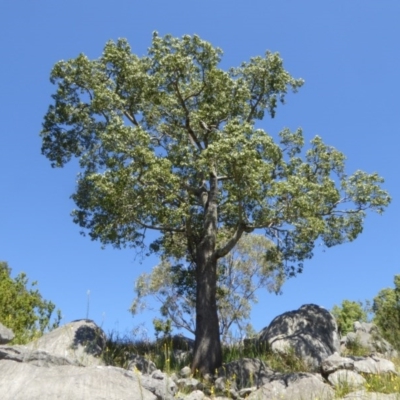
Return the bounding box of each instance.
[40,33,390,374]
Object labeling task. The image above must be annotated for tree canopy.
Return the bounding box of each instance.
[0,261,61,344]
[40,33,390,373]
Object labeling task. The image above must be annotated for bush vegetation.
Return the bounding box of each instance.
[0,261,61,344]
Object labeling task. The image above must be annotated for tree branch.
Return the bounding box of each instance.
[215,222,252,259]
[246,92,264,123]
[127,213,186,233]
[124,111,139,126]
[174,81,203,151]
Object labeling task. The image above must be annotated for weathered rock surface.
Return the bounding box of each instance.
[321,352,355,374]
[25,318,106,366]
[128,353,157,374]
[0,344,78,366]
[327,369,366,390]
[2,308,400,399]
[140,369,177,400]
[343,391,400,400]
[217,357,275,387]
[248,373,335,400]
[179,365,192,378]
[321,352,398,376]
[0,360,157,400]
[258,304,340,370]
[177,377,203,391]
[341,322,398,359]
[184,390,206,400]
[0,322,14,344]
[353,355,397,375]
[0,320,170,400]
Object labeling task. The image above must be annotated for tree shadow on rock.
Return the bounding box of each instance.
[70,320,106,356]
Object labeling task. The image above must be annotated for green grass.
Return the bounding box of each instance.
[363,371,400,395]
[223,339,312,373]
[100,331,400,399]
[341,336,371,357]
[101,331,192,372]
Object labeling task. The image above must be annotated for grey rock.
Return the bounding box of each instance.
[177,377,203,391]
[170,334,195,350]
[0,345,24,362]
[128,354,157,374]
[321,353,397,377]
[212,376,238,398]
[327,369,366,389]
[0,322,14,344]
[238,386,257,397]
[343,390,400,399]
[180,365,192,378]
[152,369,166,379]
[26,319,106,366]
[248,373,335,400]
[214,376,227,392]
[247,379,287,400]
[184,390,205,400]
[252,373,335,400]
[170,372,179,383]
[0,360,157,400]
[212,397,232,400]
[0,345,79,366]
[217,357,274,388]
[174,349,192,363]
[258,304,340,371]
[354,322,376,333]
[281,373,335,400]
[353,356,397,375]
[140,369,177,400]
[342,322,398,359]
[321,352,355,374]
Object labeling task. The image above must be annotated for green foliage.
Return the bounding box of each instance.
[40,32,390,372]
[331,300,368,336]
[41,32,390,272]
[153,318,172,340]
[0,261,61,344]
[373,275,400,350]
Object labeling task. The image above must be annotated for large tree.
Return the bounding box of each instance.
[40,33,390,374]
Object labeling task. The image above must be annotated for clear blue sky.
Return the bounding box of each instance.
[1,1,399,339]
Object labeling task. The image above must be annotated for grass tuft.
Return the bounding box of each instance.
[101,331,400,398]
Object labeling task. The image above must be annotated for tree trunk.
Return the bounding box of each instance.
[192,248,222,375]
[191,174,222,375]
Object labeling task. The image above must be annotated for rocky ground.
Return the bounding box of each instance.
[1,304,400,399]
